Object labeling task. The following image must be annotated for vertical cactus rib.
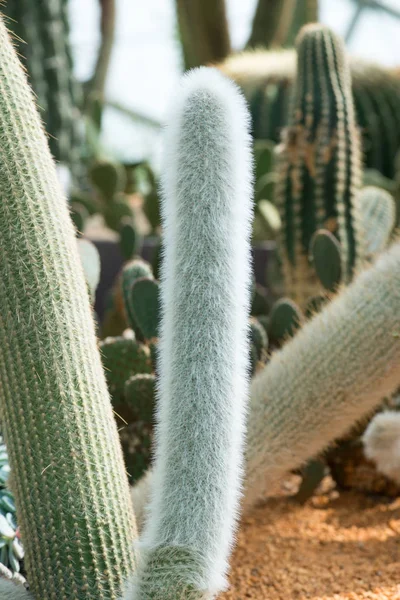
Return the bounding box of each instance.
[125,68,253,598]
[0,17,136,600]
[275,24,364,304]
[244,241,400,510]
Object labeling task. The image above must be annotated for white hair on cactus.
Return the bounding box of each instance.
[362,410,400,483]
[124,66,254,599]
[0,579,32,600]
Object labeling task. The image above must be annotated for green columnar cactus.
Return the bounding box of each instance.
[218,49,400,179]
[3,0,84,180]
[275,24,364,305]
[0,16,136,600]
[244,241,400,510]
[125,67,253,599]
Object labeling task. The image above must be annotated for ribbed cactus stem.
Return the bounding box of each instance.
[0,17,136,600]
[125,68,253,598]
[244,241,400,510]
[275,24,364,303]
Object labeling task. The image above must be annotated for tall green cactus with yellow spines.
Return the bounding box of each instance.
[0,15,136,600]
[3,0,84,180]
[275,23,364,305]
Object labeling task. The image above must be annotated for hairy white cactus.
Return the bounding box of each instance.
[124,67,253,598]
[245,242,400,509]
[363,410,400,483]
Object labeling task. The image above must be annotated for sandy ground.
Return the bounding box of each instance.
[222,479,400,600]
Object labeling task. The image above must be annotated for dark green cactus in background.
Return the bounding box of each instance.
[275,23,364,305]
[219,49,400,180]
[3,0,85,181]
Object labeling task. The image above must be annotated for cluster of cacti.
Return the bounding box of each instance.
[218,48,400,180]
[3,6,400,598]
[245,24,399,497]
[3,0,84,181]
[98,260,157,481]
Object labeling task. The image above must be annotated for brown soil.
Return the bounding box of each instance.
[222,478,400,600]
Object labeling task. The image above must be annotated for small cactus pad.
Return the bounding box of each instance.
[254,140,275,181]
[250,317,268,360]
[358,186,395,258]
[268,297,304,343]
[119,218,139,260]
[255,200,281,236]
[124,374,156,422]
[310,229,342,292]
[121,259,154,332]
[77,239,101,301]
[305,294,329,318]
[89,160,126,198]
[70,202,89,235]
[103,198,133,232]
[293,459,327,504]
[99,336,152,398]
[251,283,271,316]
[255,172,278,203]
[130,278,160,341]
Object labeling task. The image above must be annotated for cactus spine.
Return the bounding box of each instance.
[275,24,364,304]
[0,16,136,600]
[244,241,400,510]
[125,68,253,598]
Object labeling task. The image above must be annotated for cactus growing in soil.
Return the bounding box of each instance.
[275,24,364,305]
[123,67,254,599]
[0,15,136,600]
